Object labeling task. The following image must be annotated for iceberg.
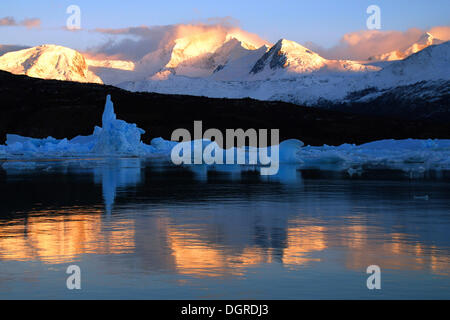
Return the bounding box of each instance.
[2,95,160,158]
[1,95,450,177]
[90,95,147,155]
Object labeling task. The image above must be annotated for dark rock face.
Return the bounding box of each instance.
[250,40,287,74]
[1,70,449,146]
[269,49,287,70]
[250,50,272,74]
[213,64,225,73]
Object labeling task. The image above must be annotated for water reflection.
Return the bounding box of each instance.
[93,158,143,214]
[0,211,135,263]
[0,159,449,298]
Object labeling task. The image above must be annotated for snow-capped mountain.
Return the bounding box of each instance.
[0,32,448,119]
[174,37,260,77]
[143,36,268,80]
[209,42,270,81]
[141,38,377,82]
[119,41,450,108]
[373,40,450,86]
[249,39,376,79]
[335,41,450,120]
[0,44,103,83]
[118,37,381,91]
[368,32,444,62]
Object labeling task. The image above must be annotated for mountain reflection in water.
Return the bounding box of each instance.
[0,158,449,299]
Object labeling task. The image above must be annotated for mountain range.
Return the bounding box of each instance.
[0,31,448,119]
[120,39,449,113]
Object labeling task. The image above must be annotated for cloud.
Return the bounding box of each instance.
[305,26,450,60]
[22,18,41,29]
[0,16,41,29]
[0,17,16,26]
[86,18,449,62]
[90,25,176,61]
[89,20,268,62]
[428,26,450,41]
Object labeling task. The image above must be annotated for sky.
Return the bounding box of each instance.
[0,0,449,58]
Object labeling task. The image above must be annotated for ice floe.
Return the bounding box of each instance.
[1,95,449,176]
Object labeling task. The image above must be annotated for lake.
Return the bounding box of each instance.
[0,158,449,299]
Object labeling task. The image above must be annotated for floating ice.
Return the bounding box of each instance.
[1,95,450,177]
[91,95,147,155]
[2,95,156,158]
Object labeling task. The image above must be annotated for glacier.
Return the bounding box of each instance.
[1,95,450,176]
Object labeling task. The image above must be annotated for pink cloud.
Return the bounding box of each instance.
[428,26,450,41]
[22,18,41,29]
[0,16,16,26]
[90,22,268,61]
[0,16,41,29]
[305,26,450,60]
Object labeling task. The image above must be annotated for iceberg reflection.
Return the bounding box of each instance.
[93,158,143,214]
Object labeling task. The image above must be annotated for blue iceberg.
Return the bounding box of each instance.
[1,95,450,176]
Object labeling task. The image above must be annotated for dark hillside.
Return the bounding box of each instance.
[1,70,449,146]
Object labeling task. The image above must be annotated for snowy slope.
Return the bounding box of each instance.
[86,58,134,71]
[372,41,450,87]
[120,72,370,105]
[210,44,270,80]
[0,44,102,84]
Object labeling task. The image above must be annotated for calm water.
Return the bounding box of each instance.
[0,158,449,299]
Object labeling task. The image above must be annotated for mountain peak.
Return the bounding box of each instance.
[271,39,316,55]
[417,32,435,45]
[224,35,257,50]
[250,39,326,74]
[0,44,102,83]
